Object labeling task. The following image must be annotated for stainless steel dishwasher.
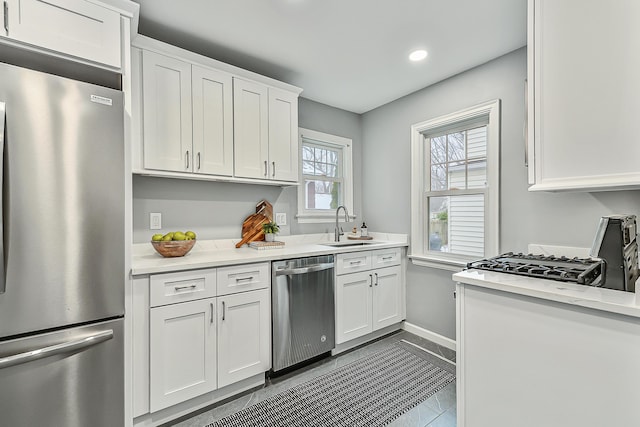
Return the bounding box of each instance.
[272,255,335,373]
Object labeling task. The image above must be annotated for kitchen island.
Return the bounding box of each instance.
[453,270,640,427]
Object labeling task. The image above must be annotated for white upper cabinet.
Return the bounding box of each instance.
[3,0,121,68]
[268,88,299,182]
[140,50,234,176]
[527,0,640,191]
[133,37,302,185]
[233,81,300,182]
[192,65,234,176]
[233,78,269,179]
[142,51,193,173]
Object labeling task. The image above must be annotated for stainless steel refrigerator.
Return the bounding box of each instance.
[0,60,125,426]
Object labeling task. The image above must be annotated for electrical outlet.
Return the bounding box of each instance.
[150,212,162,230]
[275,212,287,226]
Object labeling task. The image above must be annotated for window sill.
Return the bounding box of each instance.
[296,213,358,224]
[409,254,468,272]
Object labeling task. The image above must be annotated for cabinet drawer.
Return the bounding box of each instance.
[217,262,270,296]
[150,269,216,307]
[372,248,402,268]
[336,252,372,275]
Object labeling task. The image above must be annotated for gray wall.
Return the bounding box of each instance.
[132,97,362,242]
[132,47,640,340]
[361,47,640,340]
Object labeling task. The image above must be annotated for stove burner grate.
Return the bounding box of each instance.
[466,252,605,286]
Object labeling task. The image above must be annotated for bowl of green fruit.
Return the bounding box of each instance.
[151,231,197,257]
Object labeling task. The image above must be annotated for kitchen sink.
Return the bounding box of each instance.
[321,241,377,247]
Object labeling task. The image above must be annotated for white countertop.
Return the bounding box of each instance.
[453,269,640,319]
[132,232,408,276]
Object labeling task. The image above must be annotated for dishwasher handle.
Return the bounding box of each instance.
[275,262,334,276]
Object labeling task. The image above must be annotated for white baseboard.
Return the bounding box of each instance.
[402,322,456,351]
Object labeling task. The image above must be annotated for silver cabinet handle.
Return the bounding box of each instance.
[382,256,393,261]
[3,2,8,32]
[186,150,190,169]
[222,301,226,321]
[349,260,362,265]
[0,101,5,294]
[0,330,113,370]
[524,78,529,167]
[210,303,214,324]
[264,160,268,177]
[374,272,379,286]
[197,152,201,170]
[235,276,254,282]
[369,274,373,288]
[272,161,275,177]
[174,284,196,292]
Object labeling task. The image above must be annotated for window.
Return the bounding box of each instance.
[297,128,353,223]
[410,100,500,270]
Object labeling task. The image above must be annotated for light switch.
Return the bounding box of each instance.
[275,212,287,226]
[150,212,162,230]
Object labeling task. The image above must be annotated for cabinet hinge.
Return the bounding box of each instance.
[3,2,8,33]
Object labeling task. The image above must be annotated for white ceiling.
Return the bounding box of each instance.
[133,0,527,114]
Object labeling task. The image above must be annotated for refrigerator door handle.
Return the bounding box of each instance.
[0,101,5,294]
[0,329,113,370]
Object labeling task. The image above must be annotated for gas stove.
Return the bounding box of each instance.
[466,252,605,286]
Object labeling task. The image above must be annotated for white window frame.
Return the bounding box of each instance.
[409,99,500,271]
[296,128,354,223]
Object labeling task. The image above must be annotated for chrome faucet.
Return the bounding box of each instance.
[335,205,350,242]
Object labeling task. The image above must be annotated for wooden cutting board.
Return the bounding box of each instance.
[236,200,273,248]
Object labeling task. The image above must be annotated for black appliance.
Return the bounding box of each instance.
[466,252,605,287]
[590,215,638,292]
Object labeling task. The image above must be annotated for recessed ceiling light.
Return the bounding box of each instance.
[409,49,428,62]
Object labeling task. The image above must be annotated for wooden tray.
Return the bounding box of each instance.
[347,235,373,240]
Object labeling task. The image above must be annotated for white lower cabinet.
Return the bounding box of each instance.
[335,271,373,343]
[149,298,217,412]
[217,288,271,387]
[335,261,402,345]
[456,282,640,426]
[371,266,403,330]
[140,262,271,419]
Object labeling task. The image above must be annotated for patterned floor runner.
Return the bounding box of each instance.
[206,342,455,427]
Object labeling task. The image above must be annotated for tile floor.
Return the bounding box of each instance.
[169,331,456,427]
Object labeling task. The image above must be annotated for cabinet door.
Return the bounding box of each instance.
[217,289,271,387]
[5,0,121,67]
[372,266,402,331]
[233,78,269,179]
[142,51,193,173]
[268,88,298,182]
[335,271,373,344]
[529,0,640,191]
[192,66,234,176]
[149,298,217,411]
